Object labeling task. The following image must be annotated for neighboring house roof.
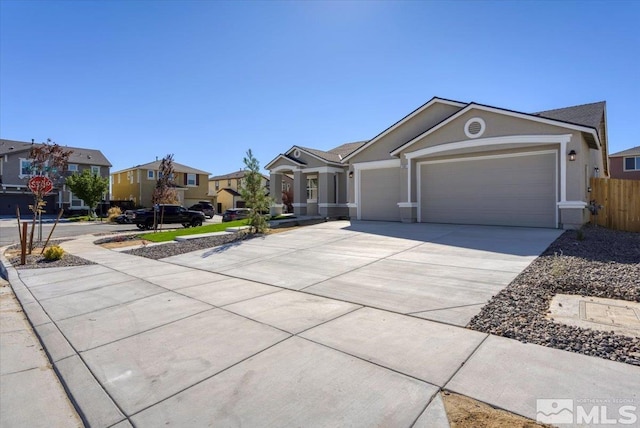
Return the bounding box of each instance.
[609,146,640,157]
[533,101,606,131]
[112,160,210,175]
[209,170,269,181]
[218,188,242,197]
[0,139,112,166]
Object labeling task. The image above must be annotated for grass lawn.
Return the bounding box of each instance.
[139,219,250,242]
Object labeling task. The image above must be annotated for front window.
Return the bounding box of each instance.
[20,159,32,177]
[187,173,196,186]
[215,180,219,189]
[306,176,318,202]
[68,164,78,173]
[91,165,100,175]
[624,156,640,171]
[70,191,85,207]
[148,170,155,179]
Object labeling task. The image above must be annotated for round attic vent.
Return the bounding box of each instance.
[293,149,301,158]
[464,117,486,139]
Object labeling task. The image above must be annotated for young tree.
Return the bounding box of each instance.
[152,154,178,231]
[26,139,73,251]
[152,154,178,205]
[65,169,109,217]
[240,149,272,233]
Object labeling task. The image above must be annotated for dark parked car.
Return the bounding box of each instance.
[132,204,205,230]
[222,208,251,222]
[115,210,135,224]
[188,202,215,219]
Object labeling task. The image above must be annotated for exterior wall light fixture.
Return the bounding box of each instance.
[568,150,577,161]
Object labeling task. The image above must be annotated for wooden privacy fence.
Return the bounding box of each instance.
[589,177,640,232]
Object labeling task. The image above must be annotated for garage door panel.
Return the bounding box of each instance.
[360,168,401,221]
[420,153,556,228]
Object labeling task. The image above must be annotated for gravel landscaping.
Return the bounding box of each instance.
[5,240,95,270]
[468,225,640,366]
[120,231,252,259]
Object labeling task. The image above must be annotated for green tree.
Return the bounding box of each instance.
[240,149,272,233]
[65,169,109,217]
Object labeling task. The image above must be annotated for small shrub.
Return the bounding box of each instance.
[576,229,585,241]
[107,207,123,222]
[550,250,566,278]
[43,245,65,261]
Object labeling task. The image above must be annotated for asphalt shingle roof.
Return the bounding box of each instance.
[297,141,367,164]
[0,139,112,166]
[113,160,210,175]
[533,101,605,130]
[209,170,269,181]
[609,145,640,157]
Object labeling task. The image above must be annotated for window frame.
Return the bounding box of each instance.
[306,175,318,202]
[67,164,79,173]
[91,165,100,175]
[623,156,640,171]
[186,173,197,186]
[147,170,155,180]
[19,158,32,178]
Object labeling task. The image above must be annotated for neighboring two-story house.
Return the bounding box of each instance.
[111,160,211,208]
[609,146,640,180]
[208,170,270,213]
[0,139,112,216]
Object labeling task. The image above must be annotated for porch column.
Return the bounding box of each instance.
[293,170,307,216]
[269,172,283,216]
[317,171,333,217]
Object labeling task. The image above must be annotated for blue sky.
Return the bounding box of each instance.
[1,1,638,175]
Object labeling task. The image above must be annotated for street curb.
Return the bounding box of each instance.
[0,248,127,427]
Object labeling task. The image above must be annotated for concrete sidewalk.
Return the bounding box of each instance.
[0,277,82,428]
[1,221,638,427]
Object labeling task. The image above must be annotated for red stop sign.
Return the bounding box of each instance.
[28,176,54,195]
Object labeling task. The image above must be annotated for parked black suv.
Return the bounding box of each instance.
[188,201,215,219]
[132,204,205,230]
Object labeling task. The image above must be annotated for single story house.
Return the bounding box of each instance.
[266,97,609,229]
[608,146,640,180]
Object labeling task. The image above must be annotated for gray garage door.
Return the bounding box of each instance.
[360,168,401,221]
[420,152,557,228]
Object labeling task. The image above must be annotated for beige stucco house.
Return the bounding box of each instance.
[111,160,210,208]
[208,170,270,213]
[266,97,609,229]
[0,139,112,215]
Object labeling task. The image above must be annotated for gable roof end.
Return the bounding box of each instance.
[390,101,602,156]
[341,97,467,162]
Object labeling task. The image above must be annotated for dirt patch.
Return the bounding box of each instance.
[443,392,548,428]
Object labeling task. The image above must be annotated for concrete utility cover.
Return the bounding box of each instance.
[548,294,640,338]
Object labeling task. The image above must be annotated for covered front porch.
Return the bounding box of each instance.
[267,155,349,219]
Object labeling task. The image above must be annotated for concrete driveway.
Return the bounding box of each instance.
[4,221,639,427]
[164,221,562,326]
